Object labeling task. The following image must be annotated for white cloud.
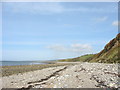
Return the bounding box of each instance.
[47,43,93,54]
[5,2,117,15]
[6,2,64,14]
[47,44,66,51]
[112,21,120,26]
[65,7,116,13]
[95,16,108,22]
[71,44,92,52]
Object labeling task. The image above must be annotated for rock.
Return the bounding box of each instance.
[109,83,118,88]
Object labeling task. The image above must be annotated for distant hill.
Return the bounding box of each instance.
[59,54,94,62]
[90,33,120,63]
[59,33,120,63]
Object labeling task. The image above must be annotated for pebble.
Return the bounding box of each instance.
[2,63,119,88]
[109,83,117,88]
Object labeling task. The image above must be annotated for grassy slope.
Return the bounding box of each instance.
[59,54,94,62]
[59,34,120,63]
[90,33,120,63]
[90,45,119,63]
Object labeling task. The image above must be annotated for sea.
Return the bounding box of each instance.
[0,61,46,66]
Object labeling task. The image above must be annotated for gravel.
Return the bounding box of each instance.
[1,62,119,88]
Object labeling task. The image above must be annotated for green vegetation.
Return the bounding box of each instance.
[2,34,119,77]
[2,63,72,77]
[59,54,94,62]
[90,45,120,63]
[90,33,120,63]
[59,33,120,63]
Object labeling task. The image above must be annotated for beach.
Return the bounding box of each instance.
[1,62,119,89]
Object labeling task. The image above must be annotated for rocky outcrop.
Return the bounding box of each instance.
[90,33,120,63]
[59,33,120,63]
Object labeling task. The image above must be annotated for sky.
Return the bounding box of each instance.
[2,2,118,61]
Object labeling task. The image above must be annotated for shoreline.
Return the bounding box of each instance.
[1,62,119,88]
[1,62,74,77]
[1,61,53,66]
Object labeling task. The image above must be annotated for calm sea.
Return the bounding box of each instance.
[0,61,46,66]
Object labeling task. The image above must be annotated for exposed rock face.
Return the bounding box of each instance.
[90,33,120,63]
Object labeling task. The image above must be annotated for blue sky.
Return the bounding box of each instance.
[2,2,118,61]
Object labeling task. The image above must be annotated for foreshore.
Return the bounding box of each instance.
[1,62,119,88]
[1,63,73,77]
